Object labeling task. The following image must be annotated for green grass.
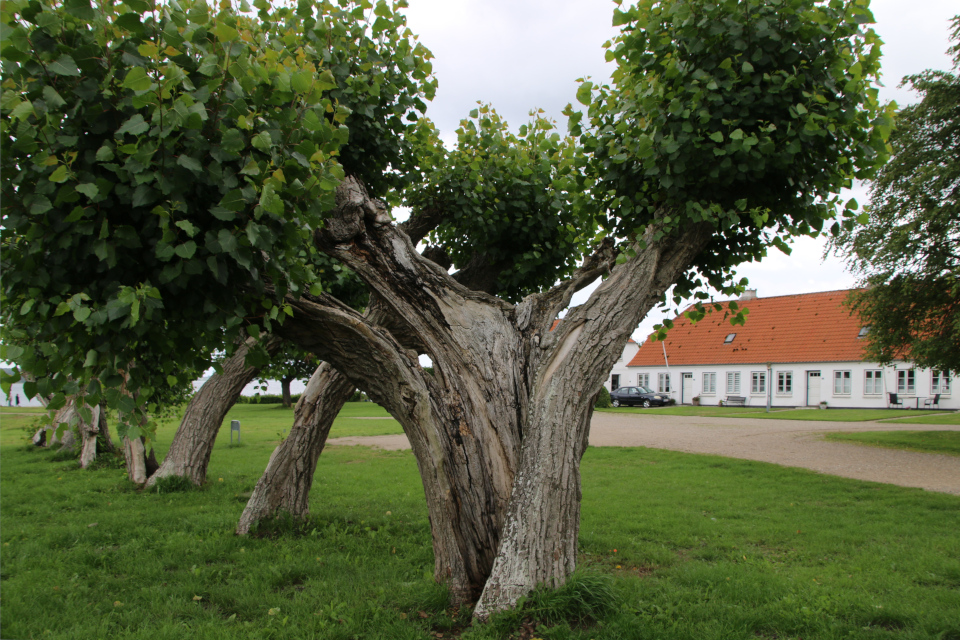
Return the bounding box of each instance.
[881,412,960,425]
[824,430,960,456]
[3,408,960,639]
[146,402,403,461]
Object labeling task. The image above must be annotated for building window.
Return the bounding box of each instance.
[897,370,916,395]
[751,372,766,394]
[777,371,793,394]
[726,372,741,395]
[864,370,883,395]
[637,373,650,388]
[703,372,717,395]
[658,373,671,393]
[833,370,852,395]
[858,326,870,339]
[932,371,951,395]
[724,333,736,344]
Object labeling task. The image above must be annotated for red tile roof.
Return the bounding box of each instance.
[628,290,868,366]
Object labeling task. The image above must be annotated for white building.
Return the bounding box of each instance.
[605,339,639,392]
[616,289,954,410]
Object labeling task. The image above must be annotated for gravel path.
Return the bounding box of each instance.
[328,413,960,495]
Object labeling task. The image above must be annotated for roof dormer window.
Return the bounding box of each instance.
[724,333,736,344]
[858,326,870,339]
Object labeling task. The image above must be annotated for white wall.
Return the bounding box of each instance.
[623,361,956,410]
[604,341,641,391]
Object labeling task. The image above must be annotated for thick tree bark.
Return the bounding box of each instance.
[236,362,355,534]
[146,335,283,488]
[268,177,717,613]
[474,220,715,617]
[124,435,148,484]
[281,376,294,408]
[78,404,102,469]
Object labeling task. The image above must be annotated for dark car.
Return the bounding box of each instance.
[610,386,669,408]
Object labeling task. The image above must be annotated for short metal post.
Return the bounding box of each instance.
[231,420,240,444]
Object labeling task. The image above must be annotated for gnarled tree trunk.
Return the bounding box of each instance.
[265,178,715,614]
[146,334,283,488]
[280,376,294,408]
[236,361,354,534]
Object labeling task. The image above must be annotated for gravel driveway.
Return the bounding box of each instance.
[329,412,960,495]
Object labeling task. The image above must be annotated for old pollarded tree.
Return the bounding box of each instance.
[1,0,891,617]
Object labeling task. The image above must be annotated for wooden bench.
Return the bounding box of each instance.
[723,395,747,407]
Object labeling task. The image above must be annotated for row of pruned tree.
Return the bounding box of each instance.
[2,0,895,618]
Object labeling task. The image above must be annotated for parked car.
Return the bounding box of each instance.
[610,386,669,408]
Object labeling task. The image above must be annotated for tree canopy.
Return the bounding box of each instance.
[2,0,896,617]
[1,0,434,433]
[830,15,960,374]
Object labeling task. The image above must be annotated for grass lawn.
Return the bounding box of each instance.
[3,405,960,639]
[824,430,960,456]
[881,412,960,425]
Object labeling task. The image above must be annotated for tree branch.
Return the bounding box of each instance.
[517,236,618,334]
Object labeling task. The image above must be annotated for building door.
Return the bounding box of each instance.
[806,371,821,406]
[611,374,620,390]
[681,373,694,404]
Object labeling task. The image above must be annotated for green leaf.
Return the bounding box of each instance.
[95,144,115,161]
[216,229,237,254]
[42,86,67,108]
[709,131,724,143]
[741,61,754,74]
[174,241,197,259]
[576,82,593,106]
[30,196,53,214]
[9,101,35,122]
[76,183,99,199]
[49,54,81,76]
[219,189,245,211]
[176,155,204,173]
[221,129,245,153]
[239,159,260,175]
[49,165,70,183]
[122,67,153,92]
[316,69,336,91]
[73,306,91,322]
[291,71,312,93]
[117,114,150,136]
[251,131,273,151]
[175,220,198,236]
[259,183,283,216]
[211,22,239,42]
[729,129,744,140]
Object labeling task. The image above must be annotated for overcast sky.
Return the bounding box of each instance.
[402,0,959,341]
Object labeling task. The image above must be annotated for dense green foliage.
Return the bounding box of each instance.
[0,0,433,434]
[830,16,960,374]
[575,0,891,310]
[3,407,959,639]
[593,386,611,409]
[2,0,893,436]
[407,107,594,302]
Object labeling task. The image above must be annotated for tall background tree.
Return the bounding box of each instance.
[2,0,891,617]
[830,15,960,375]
